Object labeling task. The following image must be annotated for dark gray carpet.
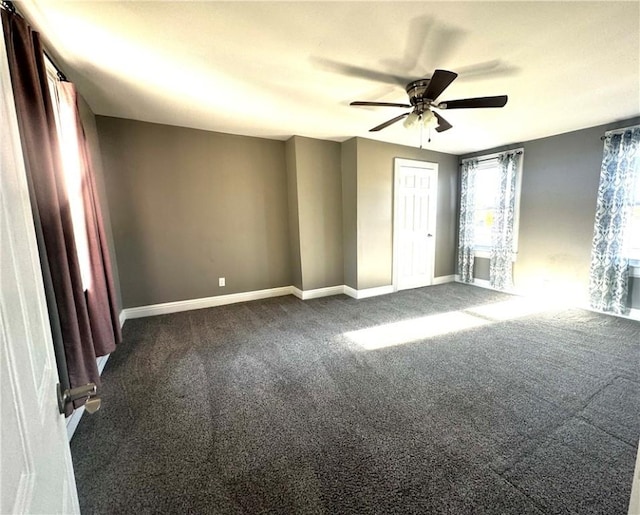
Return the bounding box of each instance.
[70,283,640,514]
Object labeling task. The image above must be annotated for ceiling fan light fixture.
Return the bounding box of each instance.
[403,112,419,129]
[421,110,439,130]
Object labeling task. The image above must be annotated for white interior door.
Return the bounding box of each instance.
[0,33,80,514]
[393,158,438,291]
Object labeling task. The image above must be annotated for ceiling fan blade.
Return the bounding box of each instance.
[424,69,458,100]
[311,57,410,86]
[370,113,410,132]
[351,101,412,108]
[440,95,508,109]
[454,60,520,81]
[433,112,452,133]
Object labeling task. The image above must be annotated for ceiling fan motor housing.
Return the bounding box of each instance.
[406,79,432,113]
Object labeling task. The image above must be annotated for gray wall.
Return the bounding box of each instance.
[285,138,302,290]
[473,258,490,281]
[288,136,343,291]
[96,111,638,310]
[341,139,358,289]
[461,116,640,303]
[352,137,459,289]
[97,116,292,308]
[77,97,123,313]
[96,117,458,307]
[630,274,640,309]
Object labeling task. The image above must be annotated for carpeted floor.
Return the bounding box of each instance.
[70,283,640,514]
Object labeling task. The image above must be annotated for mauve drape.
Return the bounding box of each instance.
[57,81,121,357]
[2,10,121,411]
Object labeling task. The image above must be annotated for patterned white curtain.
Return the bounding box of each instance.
[490,152,520,290]
[589,127,640,314]
[458,159,478,282]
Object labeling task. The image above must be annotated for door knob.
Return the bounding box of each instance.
[57,383,101,414]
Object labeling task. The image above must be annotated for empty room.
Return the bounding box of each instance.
[2,1,640,514]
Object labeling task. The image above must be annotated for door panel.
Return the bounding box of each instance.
[0,32,80,515]
[393,159,438,291]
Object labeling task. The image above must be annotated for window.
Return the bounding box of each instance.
[469,153,523,256]
[473,161,501,250]
[625,162,640,262]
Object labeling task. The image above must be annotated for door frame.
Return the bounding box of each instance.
[392,158,438,292]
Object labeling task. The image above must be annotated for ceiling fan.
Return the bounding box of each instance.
[350,69,507,133]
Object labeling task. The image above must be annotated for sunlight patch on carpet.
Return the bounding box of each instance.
[346,297,556,350]
[344,311,490,350]
[465,297,551,321]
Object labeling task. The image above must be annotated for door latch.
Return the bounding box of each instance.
[57,383,101,414]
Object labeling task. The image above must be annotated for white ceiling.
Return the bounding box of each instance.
[17,1,640,155]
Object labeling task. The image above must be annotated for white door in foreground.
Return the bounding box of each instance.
[393,158,438,291]
[0,33,80,514]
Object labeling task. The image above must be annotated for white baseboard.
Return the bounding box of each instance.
[472,278,492,289]
[120,278,461,321]
[66,405,85,441]
[122,283,405,318]
[455,276,640,322]
[119,309,126,328]
[344,284,394,300]
[454,275,522,295]
[358,285,394,299]
[347,277,454,298]
[455,275,493,290]
[116,276,635,326]
[630,439,640,515]
[96,354,110,374]
[432,275,455,285]
[122,286,293,320]
[292,285,344,300]
[587,306,640,322]
[343,286,357,298]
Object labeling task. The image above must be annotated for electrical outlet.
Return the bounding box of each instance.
[218,277,225,287]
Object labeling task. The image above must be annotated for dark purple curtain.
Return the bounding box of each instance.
[2,10,121,412]
[58,82,122,357]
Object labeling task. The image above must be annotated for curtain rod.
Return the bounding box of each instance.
[44,52,68,82]
[0,1,16,14]
[600,124,640,140]
[1,1,68,81]
[460,149,523,166]
[0,1,68,81]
